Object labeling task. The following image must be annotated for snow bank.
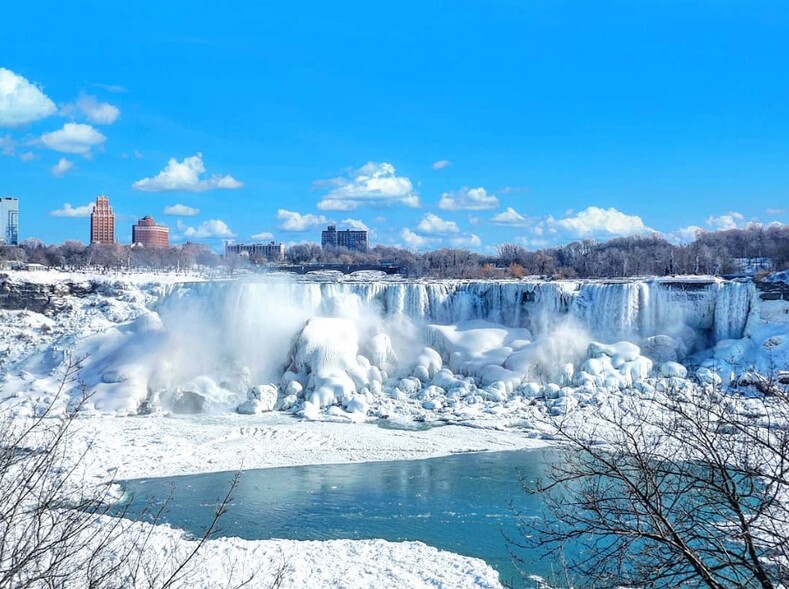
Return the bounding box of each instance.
[86,518,504,589]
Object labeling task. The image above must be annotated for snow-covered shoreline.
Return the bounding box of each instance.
[61,414,534,589]
[73,412,545,483]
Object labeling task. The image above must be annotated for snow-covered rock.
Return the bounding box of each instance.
[237,384,278,414]
[659,361,688,379]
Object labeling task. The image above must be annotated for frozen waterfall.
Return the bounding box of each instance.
[160,277,754,346]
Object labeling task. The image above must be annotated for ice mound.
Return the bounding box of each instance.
[427,320,532,375]
[294,318,360,377]
[63,311,168,413]
[642,334,687,363]
[284,317,388,414]
[237,384,278,414]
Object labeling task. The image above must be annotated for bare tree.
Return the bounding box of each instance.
[0,358,288,589]
[514,375,789,589]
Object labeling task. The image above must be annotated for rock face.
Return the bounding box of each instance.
[757,281,789,302]
[0,276,98,315]
[168,390,206,414]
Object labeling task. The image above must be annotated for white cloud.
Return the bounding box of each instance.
[665,214,758,244]
[706,211,744,231]
[449,233,482,248]
[508,206,651,247]
[40,123,106,155]
[400,227,482,250]
[766,208,786,215]
[401,215,481,251]
[276,209,328,232]
[50,157,73,177]
[63,94,120,125]
[499,186,530,195]
[492,207,529,226]
[439,187,499,211]
[251,231,275,241]
[0,68,57,127]
[316,199,358,211]
[341,218,370,231]
[401,228,429,249]
[19,151,35,162]
[215,175,243,189]
[417,213,459,235]
[163,204,200,217]
[550,206,650,237]
[92,83,127,94]
[432,159,451,170]
[516,235,551,249]
[665,225,704,244]
[316,162,419,210]
[0,134,14,156]
[177,219,236,239]
[49,203,93,217]
[133,153,243,192]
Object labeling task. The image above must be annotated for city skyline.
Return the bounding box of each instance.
[1,2,788,252]
[0,193,368,250]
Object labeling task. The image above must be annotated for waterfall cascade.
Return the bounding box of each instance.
[161,277,754,346]
[4,275,775,416]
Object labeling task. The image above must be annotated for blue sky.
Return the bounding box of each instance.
[1,0,788,251]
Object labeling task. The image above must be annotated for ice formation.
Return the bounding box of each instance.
[1,273,786,423]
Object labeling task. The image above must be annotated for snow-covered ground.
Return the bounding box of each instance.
[1,268,788,588]
[74,413,543,482]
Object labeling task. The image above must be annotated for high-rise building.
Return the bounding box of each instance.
[90,196,115,245]
[0,197,19,245]
[321,224,368,252]
[132,215,169,248]
[225,241,285,262]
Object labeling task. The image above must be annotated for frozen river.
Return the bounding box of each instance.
[119,448,566,587]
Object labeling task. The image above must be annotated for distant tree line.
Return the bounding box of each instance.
[0,240,221,272]
[497,225,789,279]
[1,224,787,279]
[286,225,789,279]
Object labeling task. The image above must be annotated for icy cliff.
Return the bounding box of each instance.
[160,276,755,341]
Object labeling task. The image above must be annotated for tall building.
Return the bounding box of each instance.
[132,215,169,248]
[0,197,19,245]
[321,224,368,253]
[90,196,115,245]
[225,241,285,262]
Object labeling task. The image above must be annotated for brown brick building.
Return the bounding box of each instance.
[90,196,115,245]
[132,215,170,248]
